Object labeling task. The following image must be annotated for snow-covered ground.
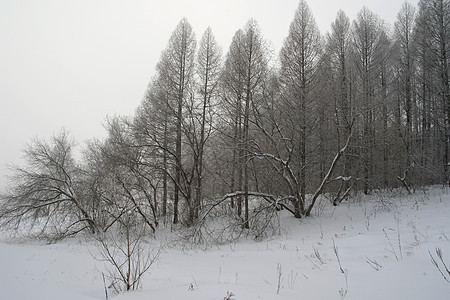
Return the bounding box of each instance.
[2,187,450,300]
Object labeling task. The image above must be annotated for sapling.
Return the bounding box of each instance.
[333,239,344,273]
[333,239,348,299]
[94,215,160,293]
[339,270,349,300]
[189,276,199,290]
[429,247,450,283]
[102,273,109,300]
[287,270,299,289]
[305,253,322,270]
[383,228,399,261]
[276,263,283,294]
[363,207,372,231]
[223,291,235,300]
[313,246,325,264]
[395,215,403,259]
[366,257,382,271]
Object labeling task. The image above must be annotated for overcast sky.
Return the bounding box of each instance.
[0,0,418,192]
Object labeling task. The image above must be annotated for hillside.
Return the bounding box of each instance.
[1,187,450,300]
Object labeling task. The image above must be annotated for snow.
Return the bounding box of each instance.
[2,187,450,300]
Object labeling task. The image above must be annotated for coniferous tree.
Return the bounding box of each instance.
[279,0,322,216]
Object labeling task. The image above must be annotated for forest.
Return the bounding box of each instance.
[0,0,449,243]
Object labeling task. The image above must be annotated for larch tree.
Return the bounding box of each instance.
[326,10,355,204]
[194,27,222,219]
[220,20,269,227]
[393,1,417,190]
[414,1,435,183]
[352,7,386,194]
[416,0,450,185]
[279,0,322,216]
[221,28,246,217]
[241,19,269,228]
[395,1,417,146]
[157,18,196,224]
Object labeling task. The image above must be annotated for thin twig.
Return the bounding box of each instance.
[333,239,344,273]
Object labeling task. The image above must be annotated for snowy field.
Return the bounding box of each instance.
[2,187,450,300]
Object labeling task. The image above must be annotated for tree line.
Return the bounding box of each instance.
[1,0,448,240]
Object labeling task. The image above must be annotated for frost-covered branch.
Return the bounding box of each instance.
[305,127,352,216]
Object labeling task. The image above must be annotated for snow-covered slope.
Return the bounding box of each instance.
[2,187,450,299]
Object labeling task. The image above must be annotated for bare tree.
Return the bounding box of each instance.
[392,1,417,190]
[95,213,160,293]
[326,10,355,204]
[416,0,450,185]
[194,27,222,219]
[279,0,322,216]
[395,1,417,148]
[0,130,98,239]
[241,19,270,228]
[135,77,176,222]
[103,117,159,233]
[154,18,196,224]
[221,28,247,217]
[220,20,269,228]
[352,7,386,194]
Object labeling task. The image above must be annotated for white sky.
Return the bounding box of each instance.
[0,0,418,192]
